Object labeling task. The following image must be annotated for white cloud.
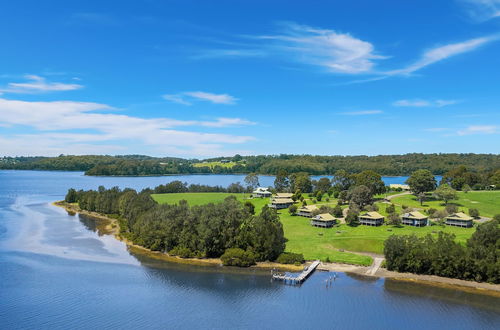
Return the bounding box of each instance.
[340,110,383,115]
[256,22,386,74]
[388,36,496,75]
[393,99,459,107]
[458,0,500,21]
[0,98,255,157]
[0,75,83,94]
[457,125,498,135]
[163,91,238,105]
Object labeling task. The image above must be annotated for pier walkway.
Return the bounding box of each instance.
[272,260,320,285]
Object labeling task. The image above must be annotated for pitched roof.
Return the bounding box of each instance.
[271,198,294,204]
[298,205,319,212]
[313,213,335,221]
[275,193,294,198]
[359,211,384,220]
[402,211,428,219]
[253,187,270,193]
[447,212,473,221]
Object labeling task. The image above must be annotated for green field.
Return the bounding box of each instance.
[192,161,241,169]
[150,192,492,266]
[391,191,500,218]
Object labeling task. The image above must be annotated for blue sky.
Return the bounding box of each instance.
[0,0,499,158]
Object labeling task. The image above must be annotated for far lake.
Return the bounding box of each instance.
[0,170,495,330]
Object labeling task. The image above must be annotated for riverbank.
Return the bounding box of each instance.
[53,201,303,272]
[54,201,500,296]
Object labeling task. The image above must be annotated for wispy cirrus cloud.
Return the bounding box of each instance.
[163,91,238,105]
[393,99,459,107]
[340,110,383,115]
[387,36,497,75]
[457,125,499,135]
[0,75,83,94]
[458,0,500,21]
[0,98,255,157]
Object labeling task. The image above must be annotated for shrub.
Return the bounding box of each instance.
[333,204,343,218]
[345,210,360,227]
[385,203,396,214]
[426,208,437,216]
[221,248,256,267]
[469,208,480,218]
[169,246,194,258]
[445,204,458,214]
[288,204,298,215]
[494,214,500,221]
[276,252,304,264]
[333,191,340,198]
[388,213,402,227]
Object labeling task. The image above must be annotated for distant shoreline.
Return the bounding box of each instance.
[53,201,500,297]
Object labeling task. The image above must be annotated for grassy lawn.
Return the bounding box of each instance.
[192,161,241,169]
[151,192,484,266]
[391,191,500,218]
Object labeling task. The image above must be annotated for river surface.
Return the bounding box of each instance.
[0,170,497,329]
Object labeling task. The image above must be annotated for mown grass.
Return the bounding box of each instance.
[391,191,500,218]
[192,161,241,169]
[151,192,484,266]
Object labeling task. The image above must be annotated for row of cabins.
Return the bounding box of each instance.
[254,187,474,228]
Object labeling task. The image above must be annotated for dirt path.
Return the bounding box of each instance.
[366,257,384,276]
[385,191,411,201]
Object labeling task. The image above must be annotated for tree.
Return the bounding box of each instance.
[469,208,480,218]
[348,185,372,208]
[244,173,259,191]
[388,213,402,227]
[386,203,396,214]
[288,204,298,215]
[354,170,386,195]
[462,184,472,194]
[290,172,312,193]
[314,177,331,192]
[65,188,78,203]
[433,184,458,204]
[333,204,343,218]
[406,169,436,205]
[345,209,360,227]
[332,169,354,191]
[274,169,290,192]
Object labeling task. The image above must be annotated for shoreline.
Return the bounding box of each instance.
[53,201,304,272]
[54,201,500,296]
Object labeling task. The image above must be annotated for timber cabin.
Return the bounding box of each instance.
[401,211,428,227]
[310,213,336,228]
[446,212,474,228]
[269,198,294,209]
[252,187,272,198]
[359,211,384,226]
[297,205,318,217]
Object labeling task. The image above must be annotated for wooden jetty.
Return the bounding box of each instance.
[272,260,321,285]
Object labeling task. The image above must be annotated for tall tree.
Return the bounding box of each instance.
[406,169,437,205]
[348,185,372,208]
[433,184,457,205]
[314,177,332,192]
[332,169,354,191]
[354,170,385,195]
[274,169,290,192]
[244,173,260,191]
[290,172,312,193]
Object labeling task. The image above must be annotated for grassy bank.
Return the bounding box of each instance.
[391,191,500,218]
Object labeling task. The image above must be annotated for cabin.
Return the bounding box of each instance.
[359,211,384,226]
[274,193,294,199]
[269,198,294,209]
[310,213,336,228]
[402,211,428,227]
[446,212,473,228]
[389,184,410,191]
[297,205,319,217]
[252,187,272,198]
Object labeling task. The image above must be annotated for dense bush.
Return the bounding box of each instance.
[384,220,500,283]
[221,248,256,267]
[276,252,304,265]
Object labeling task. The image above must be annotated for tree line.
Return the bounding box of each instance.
[384,219,500,283]
[2,153,499,176]
[65,185,286,266]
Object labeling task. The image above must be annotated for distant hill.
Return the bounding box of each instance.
[1,153,498,176]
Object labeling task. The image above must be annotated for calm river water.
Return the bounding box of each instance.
[0,170,497,329]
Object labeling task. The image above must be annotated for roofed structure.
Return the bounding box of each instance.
[297,205,318,217]
[446,212,473,228]
[310,213,336,228]
[402,211,428,227]
[359,211,384,226]
[252,187,272,198]
[269,198,294,209]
